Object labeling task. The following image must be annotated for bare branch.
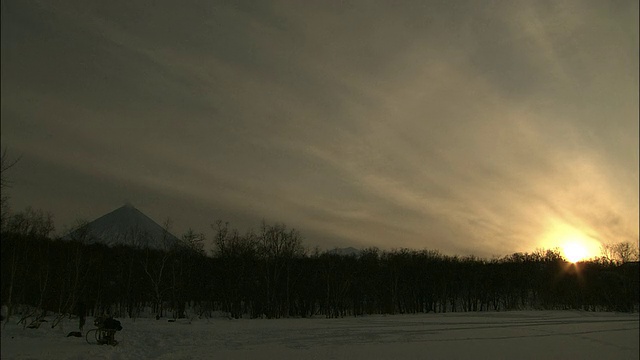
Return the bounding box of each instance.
[1,148,21,189]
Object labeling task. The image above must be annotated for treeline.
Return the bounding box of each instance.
[1,214,639,325]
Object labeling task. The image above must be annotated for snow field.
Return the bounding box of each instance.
[1,310,638,359]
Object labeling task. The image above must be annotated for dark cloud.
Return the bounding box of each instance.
[2,0,637,257]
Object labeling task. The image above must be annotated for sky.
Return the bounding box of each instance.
[1,0,638,258]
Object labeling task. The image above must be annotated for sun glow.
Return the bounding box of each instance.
[540,222,601,263]
[562,241,588,263]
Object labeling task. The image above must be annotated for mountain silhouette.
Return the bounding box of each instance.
[64,203,179,249]
[328,247,361,257]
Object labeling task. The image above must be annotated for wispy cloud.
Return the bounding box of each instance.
[2,0,637,256]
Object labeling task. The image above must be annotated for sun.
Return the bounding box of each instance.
[539,221,601,263]
[557,232,601,263]
[562,241,588,263]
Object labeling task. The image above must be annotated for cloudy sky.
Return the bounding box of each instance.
[1,0,638,257]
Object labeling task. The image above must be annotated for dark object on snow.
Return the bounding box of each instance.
[91,316,122,346]
[94,316,123,331]
[67,331,82,337]
[102,317,123,331]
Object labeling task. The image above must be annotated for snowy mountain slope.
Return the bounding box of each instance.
[328,247,361,257]
[64,203,179,249]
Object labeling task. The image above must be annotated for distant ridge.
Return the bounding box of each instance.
[64,203,179,249]
[328,247,361,257]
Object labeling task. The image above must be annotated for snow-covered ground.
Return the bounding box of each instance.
[1,311,638,359]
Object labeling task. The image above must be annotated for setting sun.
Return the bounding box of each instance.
[540,221,602,263]
[562,241,588,263]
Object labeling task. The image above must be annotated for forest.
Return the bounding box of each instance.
[1,207,638,328]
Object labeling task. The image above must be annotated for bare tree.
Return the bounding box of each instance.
[142,218,174,318]
[51,222,91,329]
[601,242,640,264]
[257,221,304,318]
[181,228,206,256]
[211,221,258,318]
[1,148,21,231]
[3,207,54,328]
[167,229,206,320]
[0,148,20,189]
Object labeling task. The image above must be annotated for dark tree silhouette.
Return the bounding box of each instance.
[1,215,638,323]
